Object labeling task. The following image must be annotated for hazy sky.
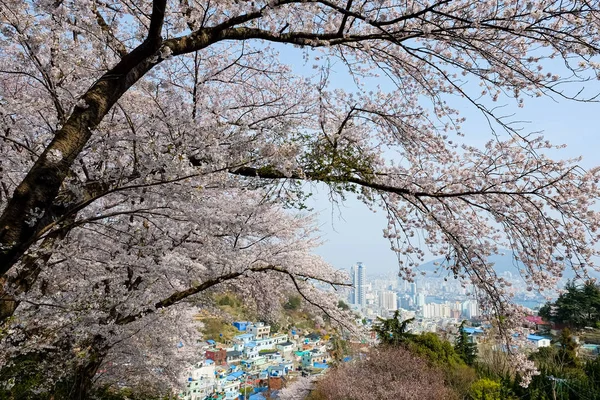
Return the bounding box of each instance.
[285,48,600,274]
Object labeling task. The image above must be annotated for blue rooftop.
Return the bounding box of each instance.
[463,327,484,334]
[226,371,245,381]
[205,359,214,365]
[246,341,257,348]
[206,339,216,345]
[249,393,266,400]
[527,334,549,341]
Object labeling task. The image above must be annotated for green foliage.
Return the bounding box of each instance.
[468,378,502,400]
[269,320,281,333]
[0,353,64,400]
[284,295,302,310]
[337,300,350,310]
[558,328,580,368]
[409,332,465,367]
[475,329,600,400]
[405,331,478,395]
[199,317,240,342]
[455,321,478,366]
[216,294,241,307]
[372,310,415,346]
[329,336,351,363]
[539,280,600,329]
[445,363,479,399]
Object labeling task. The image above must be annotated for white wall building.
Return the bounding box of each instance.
[527,334,551,348]
[248,322,270,339]
[416,292,426,308]
[182,360,217,400]
[422,302,451,318]
[379,290,398,311]
[462,300,480,319]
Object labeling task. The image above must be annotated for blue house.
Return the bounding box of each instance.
[226,371,245,381]
[462,327,484,343]
[526,334,551,348]
[233,321,251,331]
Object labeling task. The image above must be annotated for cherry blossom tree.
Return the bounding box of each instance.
[0,183,350,397]
[1,0,600,395]
[306,346,459,399]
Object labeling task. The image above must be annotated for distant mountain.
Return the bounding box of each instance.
[416,250,580,280]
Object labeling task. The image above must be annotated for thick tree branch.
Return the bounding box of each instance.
[228,165,545,199]
[115,264,347,325]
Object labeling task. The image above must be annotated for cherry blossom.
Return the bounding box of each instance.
[1,0,600,394]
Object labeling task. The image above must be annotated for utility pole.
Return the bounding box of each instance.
[548,375,566,400]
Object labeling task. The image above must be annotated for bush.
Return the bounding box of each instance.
[468,378,502,400]
[284,295,302,310]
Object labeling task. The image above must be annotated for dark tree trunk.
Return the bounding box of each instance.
[68,337,107,400]
[0,216,75,324]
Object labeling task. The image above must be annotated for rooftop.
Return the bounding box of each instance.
[463,327,484,335]
[527,334,550,341]
[226,371,245,381]
[235,333,255,340]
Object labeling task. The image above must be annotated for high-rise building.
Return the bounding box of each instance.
[379,290,398,311]
[462,300,480,319]
[416,292,426,308]
[409,282,417,296]
[350,262,366,308]
[422,302,451,318]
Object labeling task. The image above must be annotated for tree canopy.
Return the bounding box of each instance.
[1,0,600,396]
[539,281,600,329]
[307,346,459,400]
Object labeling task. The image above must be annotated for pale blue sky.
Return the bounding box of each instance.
[279,46,600,274]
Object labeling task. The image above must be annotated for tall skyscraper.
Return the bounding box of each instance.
[350,262,366,308]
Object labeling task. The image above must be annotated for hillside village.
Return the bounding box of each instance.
[180,321,344,400]
[179,312,600,400]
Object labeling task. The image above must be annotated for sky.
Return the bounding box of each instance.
[280,47,600,275]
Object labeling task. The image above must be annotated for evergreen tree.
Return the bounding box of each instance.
[539,281,600,329]
[455,321,478,366]
[372,310,415,346]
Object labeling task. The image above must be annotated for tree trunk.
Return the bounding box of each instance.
[0,40,162,274]
[0,216,75,324]
[69,338,107,400]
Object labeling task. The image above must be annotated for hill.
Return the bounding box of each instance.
[416,250,581,280]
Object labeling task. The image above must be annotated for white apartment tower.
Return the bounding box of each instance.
[379,290,398,311]
[350,262,367,308]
